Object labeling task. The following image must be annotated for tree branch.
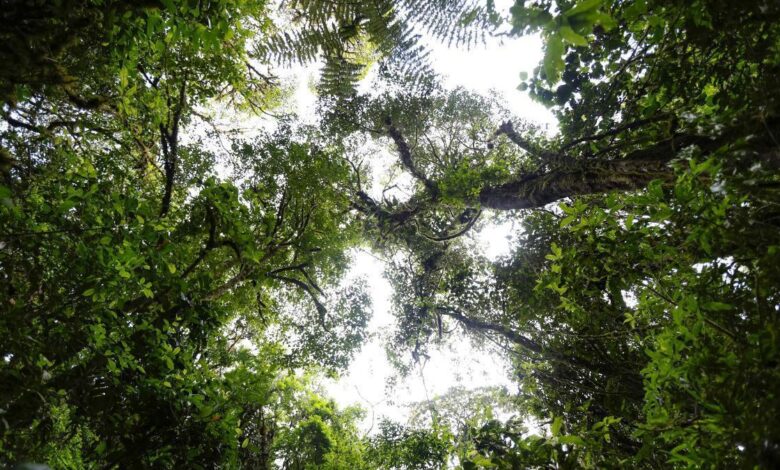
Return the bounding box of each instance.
[420,209,481,242]
[159,79,187,217]
[385,117,438,195]
[560,114,672,151]
[270,274,328,327]
[436,306,543,354]
[494,120,547,158]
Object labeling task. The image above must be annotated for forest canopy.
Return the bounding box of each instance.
[1,0,779,468]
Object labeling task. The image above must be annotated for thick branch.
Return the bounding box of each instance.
[478,157,673,210]
[385,117,438,195]
[353,190,419,227]
[436,307,543,354]
[436,307,623,378]
[495,120,550,158]
[478,134,716,210]
[159,125,175,216]
[560,114,672,151]
[270,274,328,327]
[421,209,481,242]
[206,265,252,301]
[159,80,187,217]
[181,205,218,278]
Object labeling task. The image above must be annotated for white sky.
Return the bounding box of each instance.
[318,35,556,431]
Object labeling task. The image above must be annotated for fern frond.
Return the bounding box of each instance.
[255,0,500,96]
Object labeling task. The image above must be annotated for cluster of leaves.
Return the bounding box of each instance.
[514,0,780,128]
[257,0,503,97]
[0,0,270,110]
[511,155,779,466]
[0,1,376,467]
[0,125,370,465]
[365,420,451,469]
[371,146,778,469]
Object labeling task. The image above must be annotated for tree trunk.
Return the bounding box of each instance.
[478,134,716,210]
[478,156,673,210]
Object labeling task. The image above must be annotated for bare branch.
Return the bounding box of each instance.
[181,205,218,278]
[560,114,672,151]
[206,265,253,301]
[494,120,545,157]
[436,306,544,355]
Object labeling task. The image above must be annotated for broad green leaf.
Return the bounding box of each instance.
[543,33,565,84]
[559,25,588,46]
[559,435,586,446]
[564,0,603,18]
[551,416,563,436]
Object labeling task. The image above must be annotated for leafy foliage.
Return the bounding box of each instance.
[0,2,371,466]
[2,0,779,468]
[256,0,501,96]
[322,0,780,467]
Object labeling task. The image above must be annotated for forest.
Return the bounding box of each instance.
[1,0,779,468]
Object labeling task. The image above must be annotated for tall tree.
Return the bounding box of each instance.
[0,1,370,466]
[329,0,780,467]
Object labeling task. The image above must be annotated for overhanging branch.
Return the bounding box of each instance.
[270,273,328,328]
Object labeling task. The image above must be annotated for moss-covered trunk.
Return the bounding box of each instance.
[478,157,673,210]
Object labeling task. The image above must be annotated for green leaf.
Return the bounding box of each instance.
[468,452,497,467]
[559,435,586,446]
[543,33,565,84]
[551,416,563,436]
[559,26,588,46]
[703,301,732,311]
[551,242,562,257]
[564,0,603,17]
[591,12,617,31]
[460,8,480,26]
[119,67,128,88]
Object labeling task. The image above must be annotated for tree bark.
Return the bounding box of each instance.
[436,307,544,354]
[478,133,715,210]
[478,156,673,210]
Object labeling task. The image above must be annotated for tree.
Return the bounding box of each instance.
[316,1,778,466]
[364,420,450,470]
[327,0,780,466]
[1,1,370,466]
